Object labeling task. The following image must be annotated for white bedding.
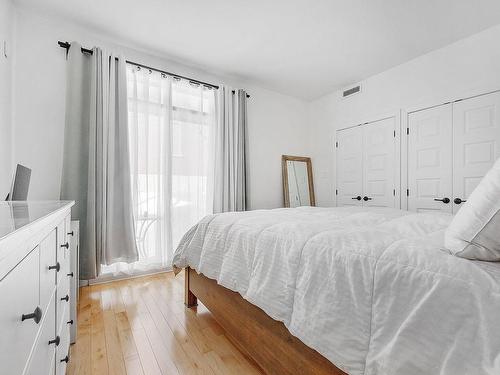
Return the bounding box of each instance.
[172,206,500,375]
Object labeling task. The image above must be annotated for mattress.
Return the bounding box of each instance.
[172,206,500,375]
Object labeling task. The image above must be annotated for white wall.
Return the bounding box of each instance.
[0,0,13,196]
[309,24,500,207]
[245,89,308,208]
[12,7,309,209]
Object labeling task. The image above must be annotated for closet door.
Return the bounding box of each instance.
[336,126,363,206]
[408,104,453,213]
[453,92,500,213]
[362,117,396,208]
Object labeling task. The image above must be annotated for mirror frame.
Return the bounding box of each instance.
[282,155,316,208]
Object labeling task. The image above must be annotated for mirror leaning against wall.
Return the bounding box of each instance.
[282,155,315,208]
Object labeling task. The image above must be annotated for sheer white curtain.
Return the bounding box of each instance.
[101,64,216,277]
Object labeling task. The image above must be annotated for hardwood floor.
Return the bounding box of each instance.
[67,272,263,375]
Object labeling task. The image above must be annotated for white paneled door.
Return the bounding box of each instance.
[336,117,397,208]
[408,104,453,213]
[407,91,500,214]
[362,117,396,207]
[453,91,500,213]
[336,125,363,206]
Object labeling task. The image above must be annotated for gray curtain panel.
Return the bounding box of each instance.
[60,43,93,278]
[61,44,138,279]
[213,87,248,213]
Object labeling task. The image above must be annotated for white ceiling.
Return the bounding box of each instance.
[14,0,500,100]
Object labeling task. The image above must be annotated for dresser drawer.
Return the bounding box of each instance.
[0,247,41,375]
[57,272,71,332]
[56,333,70,375]
[56,304,71,375]
[65,215,72,241]
[56,217,71,287]
[25,293,57,375]
[57,289,71,335]
[40,230,57,313]
[56,218,70,263]
[57,256,71,293]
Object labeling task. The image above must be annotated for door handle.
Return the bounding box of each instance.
[67,231,74,236]
[60,355,70,363]
[352,196,362,201]
[61,242,69,249]
[434,198,450,204]
[454,198,466,205]
[363,196,372,201]
[61,294,70,302]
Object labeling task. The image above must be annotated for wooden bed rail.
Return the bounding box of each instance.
[184,267,346,375]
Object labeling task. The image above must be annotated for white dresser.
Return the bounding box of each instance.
[0,201,77,375]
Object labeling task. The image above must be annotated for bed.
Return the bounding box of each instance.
[172,206,500,375]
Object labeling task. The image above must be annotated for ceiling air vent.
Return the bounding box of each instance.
[342,85,362,98]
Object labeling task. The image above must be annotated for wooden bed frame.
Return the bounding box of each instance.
[184,267,346,375]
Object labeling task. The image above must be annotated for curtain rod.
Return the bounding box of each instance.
[58,41,250,98]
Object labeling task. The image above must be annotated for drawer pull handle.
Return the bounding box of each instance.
[21,307,42,324]
[67,272,74,277]
[49,262,61,272]
[60,355,70,363]
[67,319,74,325]
[351,196,362,201]
[61,294,70,302]
[48,336,60,346]
[67,231,74,236]
[363,196,373,201]
[61,242,69,249]
[454,198,467,205]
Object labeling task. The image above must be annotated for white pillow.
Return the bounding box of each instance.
[445,158,500,261]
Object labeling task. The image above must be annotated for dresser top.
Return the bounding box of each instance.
[0,201,74,241]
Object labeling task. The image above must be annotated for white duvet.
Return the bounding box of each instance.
[172,206,500,375]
